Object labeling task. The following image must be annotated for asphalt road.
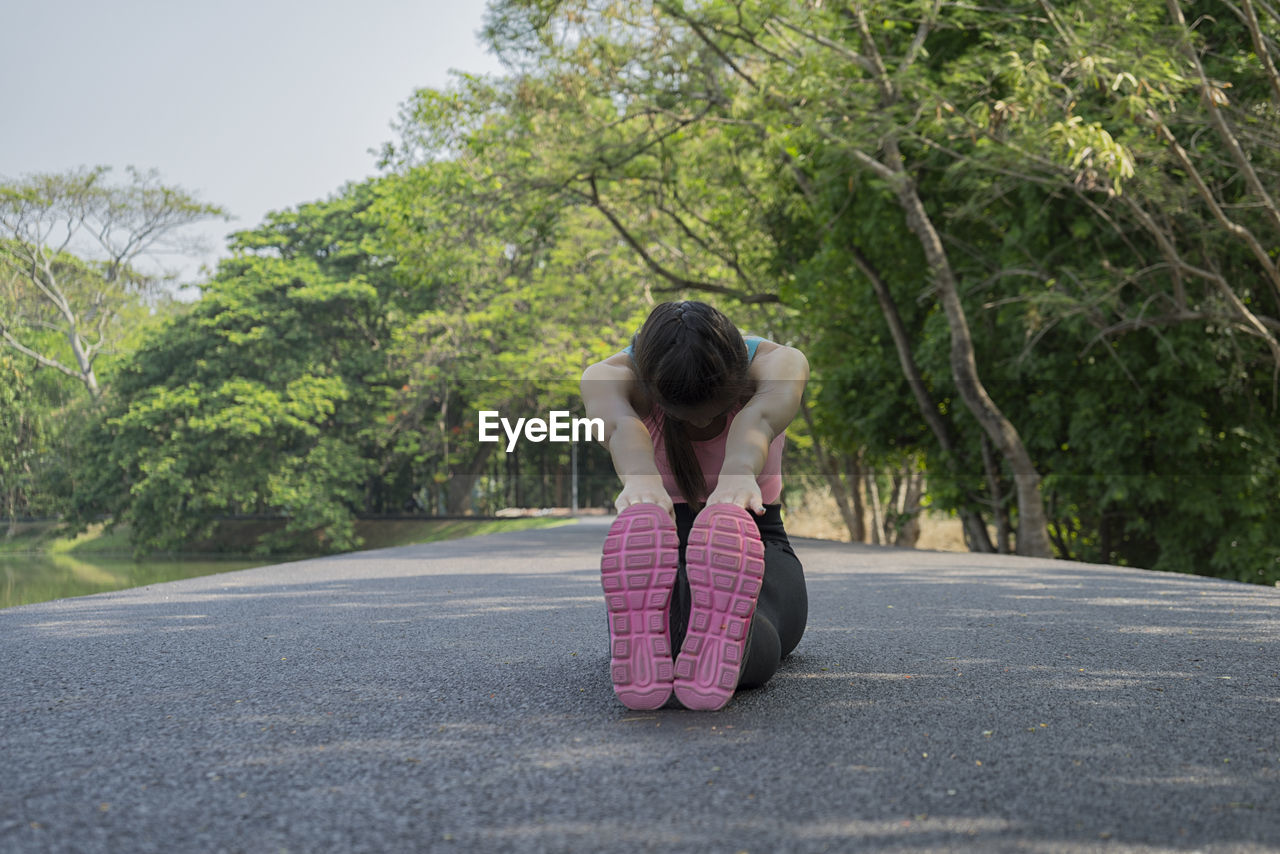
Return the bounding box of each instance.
[2,518,1278,853]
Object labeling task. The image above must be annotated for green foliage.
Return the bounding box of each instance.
[0,353,33,521]
[78,245,391,555]
[475,0,1280,581]
[70,148,652,552]
[19,0,1280,583]
[367,146,653,514]
[0,348,91,523]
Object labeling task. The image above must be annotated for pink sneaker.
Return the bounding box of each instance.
[600,504,679,710]
[673,504,765,711]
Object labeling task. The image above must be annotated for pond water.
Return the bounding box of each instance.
[0,553,275,609]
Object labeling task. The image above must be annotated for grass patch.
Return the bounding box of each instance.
[0,521,77,555]
[352,517,572,550]
[1,517,573,557]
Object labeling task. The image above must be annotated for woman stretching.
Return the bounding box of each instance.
[580,301,810,711]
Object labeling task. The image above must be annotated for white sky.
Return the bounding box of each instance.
[1,0,506,292]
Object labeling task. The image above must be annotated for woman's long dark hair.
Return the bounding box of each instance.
[631,301,751,509]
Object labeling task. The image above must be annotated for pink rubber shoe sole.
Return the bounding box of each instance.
[673,504,765,711]
[600,504,679,710]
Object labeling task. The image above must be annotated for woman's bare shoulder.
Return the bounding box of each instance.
[749,340,809,381]
[581,352,653,418]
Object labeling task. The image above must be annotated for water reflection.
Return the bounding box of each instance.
[0,553,273,609]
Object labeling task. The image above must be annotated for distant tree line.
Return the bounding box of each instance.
[2,0,1276,583]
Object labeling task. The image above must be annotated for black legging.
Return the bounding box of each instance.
[670,504,808,689]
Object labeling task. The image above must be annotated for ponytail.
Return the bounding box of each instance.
[631,301,751,510]
[662,412,707,511]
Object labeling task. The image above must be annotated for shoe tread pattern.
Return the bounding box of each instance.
[673,504,765,711]
[600,504,678,709]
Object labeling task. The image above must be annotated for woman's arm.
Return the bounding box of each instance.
[580,358,676,519]
[707,343,810,513]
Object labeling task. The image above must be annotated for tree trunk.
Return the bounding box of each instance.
[845,451,867,543]
[893,464,923,548]
[65,327,100,398]
[866,471,884,546]
[962,512,995,554]
[889,472,904,532]
[798,400,863,542]
[1099,512,1113,565]
[851,245,995,553]
[511,445,522,508]
[448,442,494,514]
[980,434,1012,554]
[878,139,1053,557]
[4,484,15,540]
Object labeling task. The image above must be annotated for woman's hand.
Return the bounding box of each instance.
[615,475,676,522]
[705,473,765,515]
[710,343,807,516]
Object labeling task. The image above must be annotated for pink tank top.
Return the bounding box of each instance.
[640,404,785,505]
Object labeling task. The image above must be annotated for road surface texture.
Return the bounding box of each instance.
[2,517,1278,853]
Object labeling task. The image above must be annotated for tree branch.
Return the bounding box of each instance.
[1147,108,1280,304]
[580,176,779,304]
[901,0,943,76]
[770,16,877,75]
[851,245,958,457]
[654,195,757,290]
[852,5,897,103]
[658,1,759,90]
[1240,0,1280,103]
[1122,193,1280,404]
[1165,0,1280,242]
[847,147,901,184]
[0,326,82,381]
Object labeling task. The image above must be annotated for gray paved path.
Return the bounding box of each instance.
[2,519,1278,853]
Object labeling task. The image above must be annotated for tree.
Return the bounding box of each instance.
[71,166,644,552]
[479,0,1055,553]
[0,166,227,398]
[0,353,35,533]
[77,251,391,555]
[470,0,1280,578]
[372,133,658,513]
